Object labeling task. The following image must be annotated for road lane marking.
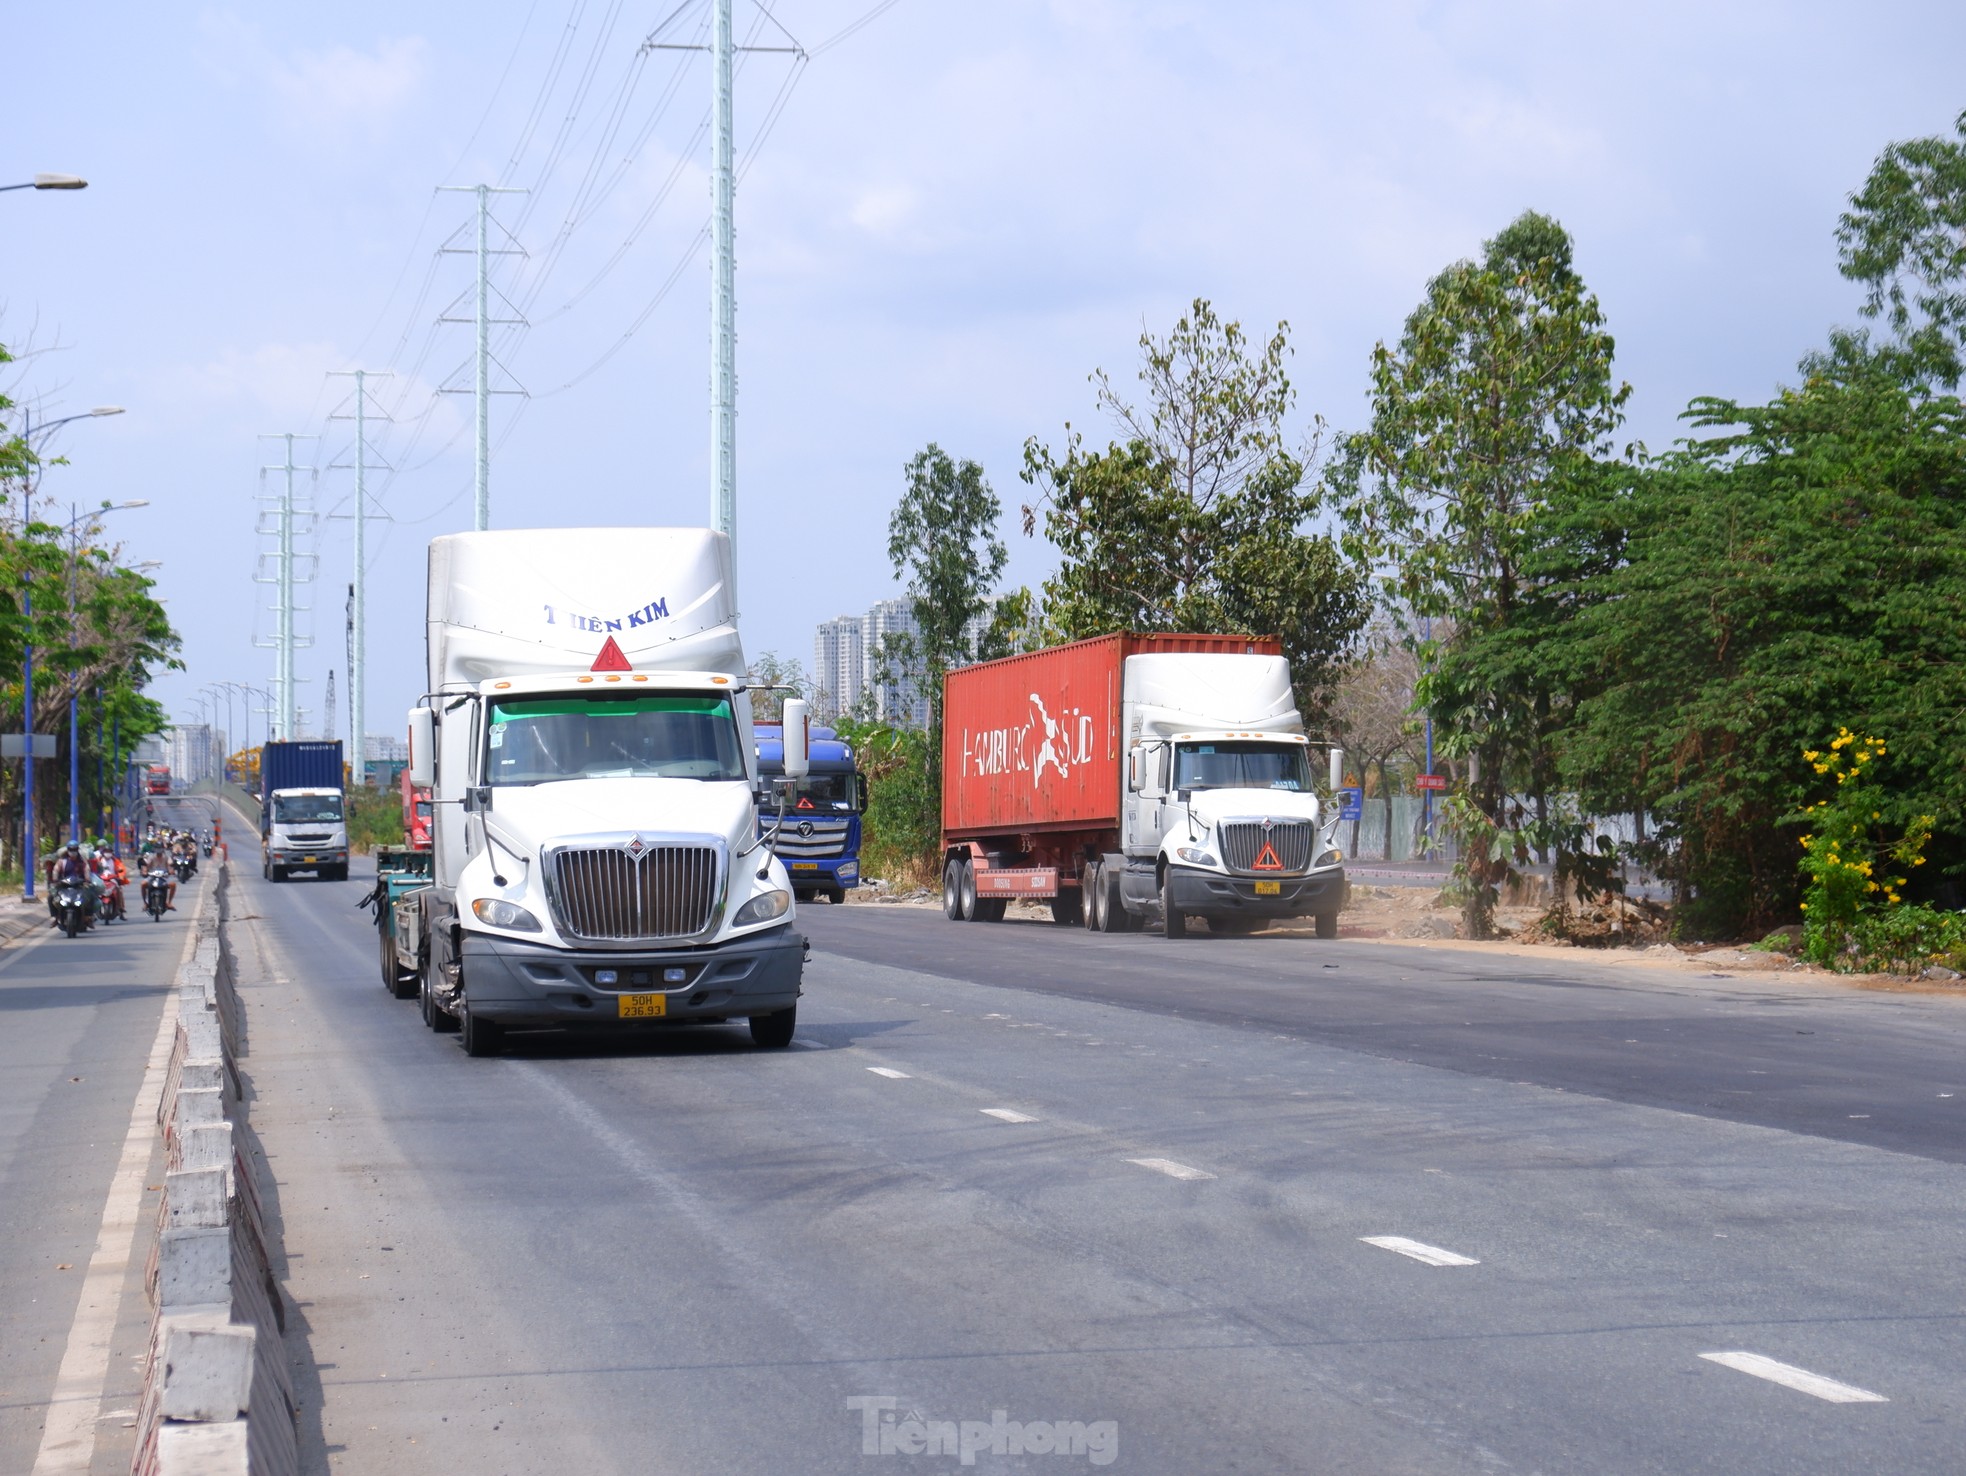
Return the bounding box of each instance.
[1698,1352,1888,1403]
[980,1108,1038,1123]
[865,1066,911,1079]
[32,876,212,1475]
[1360,1236,1480,1267]
[1125,1157,1214,1180]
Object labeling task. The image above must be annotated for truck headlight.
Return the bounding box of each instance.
[1175,846,1219,867]
[732,889,791,927]
[471,897,541,932]
[1317,847,1343,867]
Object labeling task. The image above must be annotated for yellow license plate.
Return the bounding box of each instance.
[791,862,819,871]
[303,856,318,864]
[1254,880,1281,896]
[617,993,668,1019]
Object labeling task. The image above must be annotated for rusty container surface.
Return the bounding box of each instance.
[941,633,1282,841]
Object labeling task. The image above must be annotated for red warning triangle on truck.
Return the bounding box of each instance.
[591,636,632,672]
[796,796,815,810]
[1251,841,1284,871]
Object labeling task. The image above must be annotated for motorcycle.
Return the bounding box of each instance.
[143,868,171,921]
[54,881,94,938]
[97,875,125,923]
[173,854,195,883]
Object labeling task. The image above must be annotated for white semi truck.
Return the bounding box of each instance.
[397,528,809,1056]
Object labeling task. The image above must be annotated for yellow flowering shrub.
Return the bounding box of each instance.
[1794,731,1935,969]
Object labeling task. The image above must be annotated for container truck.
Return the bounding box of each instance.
[260,739,348,882]
[753,723,863,903]
[941,633,1347,938]
[398,528,810,1056]
[400,769,433,850]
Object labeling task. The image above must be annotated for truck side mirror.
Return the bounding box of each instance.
[781,699,811,780]
[408,707,435,788]
[1329,745,1345,793]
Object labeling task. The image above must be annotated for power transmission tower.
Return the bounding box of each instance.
[645,3,805,586]
[255,434,319,741]
[323,668,336,747]
[437,184,528,531]
[328,369,393,787]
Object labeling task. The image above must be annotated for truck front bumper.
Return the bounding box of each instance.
[459,925,806,1027]
[1166,864,1347,919]
[782,857,859,891]
[268,848,348,867]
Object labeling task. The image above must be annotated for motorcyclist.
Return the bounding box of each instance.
[90,843,124,921]
[49,843,97,924]
[138,836,177,910]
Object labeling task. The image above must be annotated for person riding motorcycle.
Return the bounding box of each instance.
[138,838,177,910]
[90,844,125,921]
[49,843,98,925]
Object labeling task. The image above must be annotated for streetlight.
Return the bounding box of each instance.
[59,499,149,845]
[0,174,88,193]
[13,405,125,896]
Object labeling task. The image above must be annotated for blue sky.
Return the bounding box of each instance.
[6,1,1963,749]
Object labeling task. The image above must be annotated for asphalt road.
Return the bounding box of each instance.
[228,842,1966,1475]
[0,864,209,1475]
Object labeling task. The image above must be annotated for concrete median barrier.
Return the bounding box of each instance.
[131,859,299,1476]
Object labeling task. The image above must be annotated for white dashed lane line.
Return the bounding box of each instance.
[980,1108,1039,1123]
[1124,1157,1215,1181]
[1360,1236,1481,1267]
[1698,1352,1888,1403]
[866,1066,912,1079]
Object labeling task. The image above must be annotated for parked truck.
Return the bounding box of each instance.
[753,723,863,903]
[261,739,348,882]
[941,633,1347,938]
[396,527,810,1056]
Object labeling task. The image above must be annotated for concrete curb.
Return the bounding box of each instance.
[131,859,300,1476]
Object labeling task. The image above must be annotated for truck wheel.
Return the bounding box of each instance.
[1082,863,1103,930]
[1105,865,1141,933]
[824,886,847,905]
[943,859,967,920]
[1315,911,1340,940]
[749,1006,796,1048]
[420,959,458,1033]
[379,923,397,990]
[459,1000,504,1057]
[957,860,979,921]
[974,897,1007,923]
[1161,874,1189,938]
[1049,893,1082,926]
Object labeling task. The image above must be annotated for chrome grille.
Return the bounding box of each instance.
[1219,820,1315,874]
[768,817,850,858]
[549,844,721,941]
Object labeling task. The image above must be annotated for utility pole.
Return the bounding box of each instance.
[328,369,390,787]
[711,0,736,552]
[437,184,526,531]
[323,669,336,748]
[256,434,317,741]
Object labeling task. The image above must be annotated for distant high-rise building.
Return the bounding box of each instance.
[167,724,224,785]
[862,597,929,727]
[811,615,864,722]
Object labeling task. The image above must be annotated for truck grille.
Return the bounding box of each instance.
[769,817,850,858]
[1219,820,1315,874]
[548,844,721,941]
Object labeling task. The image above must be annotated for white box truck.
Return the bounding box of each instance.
[400,528,809,1055]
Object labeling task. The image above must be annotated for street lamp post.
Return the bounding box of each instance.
[0,174,88,193]
[13,405,124,896]
[61,498,148,844]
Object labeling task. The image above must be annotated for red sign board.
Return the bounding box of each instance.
[1414,774,1449,791]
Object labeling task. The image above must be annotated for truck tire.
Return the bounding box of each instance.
[749,1005,796,1048]
[459,998,504,1057]
[1102,864,1139,934]
[379,923,397,990]
[1048,893,1082,926]
[824,886,847,905]
[957,860,979,921]
[943,858,968,920]
[1082,863,1103,930]
[420,957,458,1033]
[974,897,1007,923]
[1315,911,1340,940]
[1161,873,1189,938]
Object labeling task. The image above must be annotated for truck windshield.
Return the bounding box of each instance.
[1172,742,1309,793]
[763,771,861,813]
[486,693,746,784]
[272,794,344,823]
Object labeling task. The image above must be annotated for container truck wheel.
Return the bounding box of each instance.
[420,958,458,1033]
[1048,893,1082,926]
[379,923,396,990]
[1315,911,1340,940]
[1081,863,1103,930]
[1160,874,1189,939]
[943,859,968,920]
[974,897,1007,923]
[957,860,979,921]
[749,1005,796,1048]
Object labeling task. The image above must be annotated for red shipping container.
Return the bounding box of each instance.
[942,633,1282,842]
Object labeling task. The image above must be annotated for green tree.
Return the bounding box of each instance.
[1838,109,1966,386]
[1331,211,1631,936]
[1022,298,1368,717]
[886,443,1008,794]
[745,650,810,723]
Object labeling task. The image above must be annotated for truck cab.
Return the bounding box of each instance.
[754,724,863,904]
[263,786,349,882]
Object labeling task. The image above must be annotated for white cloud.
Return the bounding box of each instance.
[271,36,427,131]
